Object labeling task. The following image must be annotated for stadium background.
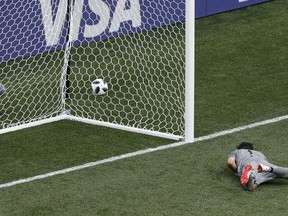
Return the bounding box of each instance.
[1,0,288,215]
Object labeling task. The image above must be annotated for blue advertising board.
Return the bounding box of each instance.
[196,0,269,18]
[0,0,184,62]
[206,0,269,17]
[0,0,269,62]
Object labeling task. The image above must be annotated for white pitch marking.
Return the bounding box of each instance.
[1,114,288,189]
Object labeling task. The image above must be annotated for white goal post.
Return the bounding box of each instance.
[0,0,194,142]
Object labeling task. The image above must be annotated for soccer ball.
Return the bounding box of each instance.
[0,83,6,97]
[91,78,108,96]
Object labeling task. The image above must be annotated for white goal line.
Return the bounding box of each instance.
[1,114,288,189]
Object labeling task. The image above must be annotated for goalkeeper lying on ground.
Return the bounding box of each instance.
[227,141,288,191]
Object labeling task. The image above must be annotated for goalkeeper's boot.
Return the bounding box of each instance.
[240,164,257,191]
[257,163,272,172]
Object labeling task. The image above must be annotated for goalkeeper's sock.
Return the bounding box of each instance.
[257,164,273,172]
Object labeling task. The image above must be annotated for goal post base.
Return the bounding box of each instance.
[0,115,67,135]
[66,115,183,141]
[0,113,183,141]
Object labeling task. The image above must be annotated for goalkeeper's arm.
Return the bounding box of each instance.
[227,156,237,173]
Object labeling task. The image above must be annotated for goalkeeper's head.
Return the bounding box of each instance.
[237,142,254,150]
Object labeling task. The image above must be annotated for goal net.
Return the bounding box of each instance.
[0,0,194,141]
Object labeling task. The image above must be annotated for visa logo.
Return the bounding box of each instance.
[39,0,141,46]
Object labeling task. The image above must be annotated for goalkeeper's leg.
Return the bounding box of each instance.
[258,163,288,178]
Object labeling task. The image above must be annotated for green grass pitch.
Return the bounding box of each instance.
[1,0,288,215]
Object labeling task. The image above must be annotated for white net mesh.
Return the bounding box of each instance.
[0,0,186,137]
[0,0,67,129]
